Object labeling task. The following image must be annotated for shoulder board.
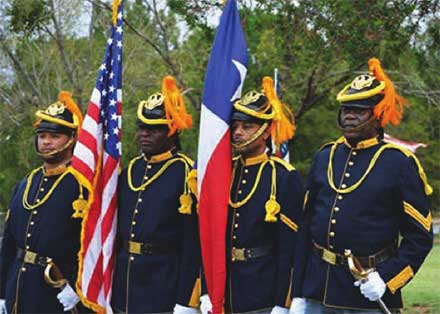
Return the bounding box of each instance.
[176,152,194,166]
[384,143,433,196]
[270,156,295,171]
[318,141,336,151]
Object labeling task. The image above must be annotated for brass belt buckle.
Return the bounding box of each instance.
[24,250,37,264]
[322,248,337,265]
[232,248,246,261]
[128,241,142,254]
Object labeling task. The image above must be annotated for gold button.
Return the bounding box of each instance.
[341,184,347,188]
[234,224,238,228]
[43,178,48,182]
[132,221,136,225]
[36,199,41,202]
[131,233,135,238]
[329,245,334,249]
[236,213,240,217]
[244,169,249,173]
[348,161,354,166]
[345,173,350,178]
[238,190,242,194]
[32,210,38,214]
[130,256,135,261]
[331,219,336,224]
[40,188,44,192]
[21,267,26,272]
[26,245,30,250]
[329,232,335,237]
[232,235,237,239]
[338,195,343,200]
[352,151,357,156]
[30,221,34,225]
[242,180,247,184]
[232,257,236,262]
[134,209,139,214]
[147,165,152,169]
[138,198,142,203]
[334,207,340,212]
[27,233,31,238]
[144,176,149,180]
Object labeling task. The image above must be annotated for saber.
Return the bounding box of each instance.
[44,259,79,314]
[344,250,392,314]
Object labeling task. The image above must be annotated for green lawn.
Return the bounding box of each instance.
[403,243,440,314]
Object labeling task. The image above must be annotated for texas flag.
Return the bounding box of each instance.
[197,1,247,313]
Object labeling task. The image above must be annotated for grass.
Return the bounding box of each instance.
[402,241,440,314]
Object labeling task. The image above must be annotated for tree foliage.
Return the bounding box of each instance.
[0,0,439,211]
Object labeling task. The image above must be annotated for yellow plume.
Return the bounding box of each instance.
[59,91,83,131]
[368,58,408,127]
[262,76,295,147]
[162,76,193,136]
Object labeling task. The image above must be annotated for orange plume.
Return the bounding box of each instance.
[59,91,83,129]
[161,76,193,136]
[368,58,408,127]
[262,76,295,147]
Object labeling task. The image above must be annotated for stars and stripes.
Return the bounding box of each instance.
[70,1,123,313]
[197,1,248,313]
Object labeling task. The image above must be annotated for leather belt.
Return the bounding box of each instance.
[312,241,395,268]
[230,246,272,262]
[124,241,179,255]
[16,248,50,267]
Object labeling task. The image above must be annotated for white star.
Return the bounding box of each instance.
[99,63,106,71]
[117,54,121,61]
[104,132,109,140]
[107,38,113,45]
[109,71,114,79]
[102,89,107,96]
[113,127,119,135]
[99,76,104,82]
[109,85,115,93]
[100,110,105,117]
[230,59,247,101]
[111,113,118,121]
[117,40,122,48]
[109,99,116,106]
[116,26,123,34]
[117,12,123,20]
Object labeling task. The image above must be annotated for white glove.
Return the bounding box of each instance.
[289,298,306,314]
[354,271,386,301]
[56,283,80,311]
[173,304,198,314]
[270,305,289,314]
[199,294,212,314]
[0,299,6,314]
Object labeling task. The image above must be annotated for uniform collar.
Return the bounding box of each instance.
[342,136,379,149]
[143,149,174,163]
[240,152,269,166]
[43,163,69,176]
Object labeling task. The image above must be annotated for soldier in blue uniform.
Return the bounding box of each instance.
[111,76,200,314]
[290,58,434,314]
[0,91,88,313]
[200,77,304,314]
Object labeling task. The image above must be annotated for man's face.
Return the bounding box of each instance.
[340,106,379,142]
[231,120,269,156]
[37,132,71,154]
[136,126,173,156]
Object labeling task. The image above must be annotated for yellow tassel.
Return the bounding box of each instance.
[72,197,87,218]
[368,58,408,127]
[162,76,193,136]
[265,195,280,222]
[179,193,193,214]
[262,76,295,147]
[59,91,83,130]
[112,0,122,26]
[187,169,198,199]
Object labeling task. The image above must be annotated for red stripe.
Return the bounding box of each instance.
[86,101,101,122]
[199,132,231,314]
[86,252,104,301]
[71,156,94,183]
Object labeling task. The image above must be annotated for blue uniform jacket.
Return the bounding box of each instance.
[221,153,304,313]
[0,165,85,313]
[111,150,200,313]
[292,137,433,310]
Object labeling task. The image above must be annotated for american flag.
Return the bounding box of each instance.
[71,1,123,313]
[384,133,428,153]
[197,1,247,313]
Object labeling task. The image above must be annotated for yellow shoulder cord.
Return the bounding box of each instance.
[22,167,70,210]
[264,160,281,222]
[72,182,87,218]
[229,160,269,209]
[327,140,433,195]
[127,155,190,192]
[178,162,193,215]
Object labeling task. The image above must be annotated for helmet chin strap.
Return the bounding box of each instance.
[232,122,269,150]
[337,109,378,132]
[35,136,76,159]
